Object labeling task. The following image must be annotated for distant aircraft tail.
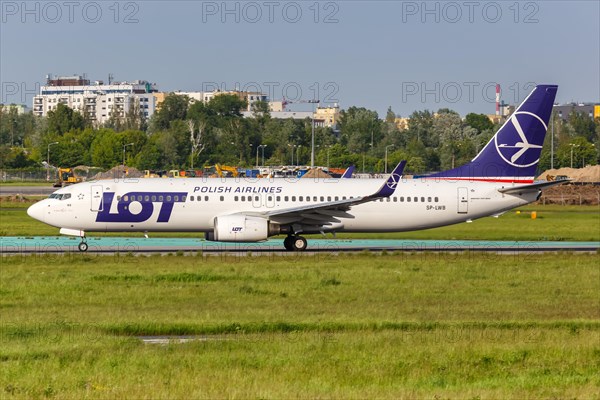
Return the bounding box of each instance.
[424,84,558,183]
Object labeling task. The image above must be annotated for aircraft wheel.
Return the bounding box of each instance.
[78,242,88,252]
[291,236,307,252]
[283,236,294,251]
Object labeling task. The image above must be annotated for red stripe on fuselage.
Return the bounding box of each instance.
[419,177,534,183]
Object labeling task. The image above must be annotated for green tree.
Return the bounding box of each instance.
[47,103,85,135]
[465,113,494,133]
[151,94,190,131]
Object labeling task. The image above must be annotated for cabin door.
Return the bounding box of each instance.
[457,187,468,214]
[90,185,103,212]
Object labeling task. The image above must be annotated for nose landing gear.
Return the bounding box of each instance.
[78,238,88,252]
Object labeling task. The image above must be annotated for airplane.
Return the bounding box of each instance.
[28,84,567,252]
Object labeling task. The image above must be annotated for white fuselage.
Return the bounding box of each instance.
[28,177,537,235]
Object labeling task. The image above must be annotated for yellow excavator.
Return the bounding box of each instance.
[53,168,82,187]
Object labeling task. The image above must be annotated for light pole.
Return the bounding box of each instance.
[288,144,296,165]
[46,142,59,181]
[258,144,267,166]
[309,99,319,168]
[385,144,394,174]
[570,143,580,168]
[326,145,332,169]
[296,145,302,166]
[583,144,595,168]
[123,143,134,167]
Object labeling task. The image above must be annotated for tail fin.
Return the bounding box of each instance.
[425,84,558,183]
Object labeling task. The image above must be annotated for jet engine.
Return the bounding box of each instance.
[205,215,280,242]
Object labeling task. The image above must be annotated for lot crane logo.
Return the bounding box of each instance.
[495,111,546,168]
[386,172,401,190]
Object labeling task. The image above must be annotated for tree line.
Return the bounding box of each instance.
[0,94,598,174]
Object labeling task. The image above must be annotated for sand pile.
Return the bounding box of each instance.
[302,168,332,179]
[91,165,144,180]
[537,165,600,182]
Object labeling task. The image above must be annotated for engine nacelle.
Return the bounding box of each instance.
[205,215,280,242]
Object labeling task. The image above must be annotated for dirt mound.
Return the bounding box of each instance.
[91,165,144,180]
[302,168,332,179]
[537,165,600,183]
[538,183,600,205]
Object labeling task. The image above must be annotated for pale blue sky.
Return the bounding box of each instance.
[1,0,598,116]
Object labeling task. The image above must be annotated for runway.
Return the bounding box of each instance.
[1,236,598,254]
[0,185,56,196]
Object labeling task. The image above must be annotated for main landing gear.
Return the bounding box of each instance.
[78,238,88,252]
[283,235,307,251]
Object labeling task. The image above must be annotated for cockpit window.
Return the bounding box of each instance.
[48,193,71,200]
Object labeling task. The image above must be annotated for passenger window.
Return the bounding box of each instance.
[241,196,245,201]
[421,197,425,202]
[386,198,390,202]
[220,196,224,201]
[190,196,194,201]
[205,196,209,201]
[407,197,411,202]
[124,195,129,202]
[428,197,432,202]
[117,195,121,201]
[342,196,347,200]
[299,196,303,201]
[400,197,404,202]
[276,196,280,202]
[152,195,157,202]
[285,196,289,202]
[335,196,339,201]
[144,195,149,202]
[314,196,318,201]
[320,196,324,201]
[166,196,172,202]
[393,197,397,202]
[292,196,296,202]
[255,196,259,201]
[414,197,418,202]
[268,196,272,201]
[435,197,439,202]
[234,196,238,201]
[181,196,186,202]
[174,196,179,202]
[159,195,164,202]
[327,196,331,201]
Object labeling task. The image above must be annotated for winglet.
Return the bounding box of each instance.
[341,165,355,179]
[371,161,406,198]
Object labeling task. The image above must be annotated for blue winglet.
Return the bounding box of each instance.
[341,165,355,178]
[373,161,406,198]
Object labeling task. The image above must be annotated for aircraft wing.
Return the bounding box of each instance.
[243,161,406,229]
[498,179,572,194]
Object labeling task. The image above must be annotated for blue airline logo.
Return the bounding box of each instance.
[96,192,187,223]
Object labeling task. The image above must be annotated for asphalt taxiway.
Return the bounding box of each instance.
[1,236,598,254]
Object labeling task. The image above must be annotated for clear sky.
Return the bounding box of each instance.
[1,0,598,116]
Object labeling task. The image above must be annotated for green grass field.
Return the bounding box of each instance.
[1,253,599,398]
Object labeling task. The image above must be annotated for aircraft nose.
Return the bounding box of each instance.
[27,201,45,222]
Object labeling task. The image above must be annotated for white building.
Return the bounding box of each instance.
[33,75,159,125]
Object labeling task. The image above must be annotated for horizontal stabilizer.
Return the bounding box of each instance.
[498,179,571,194]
